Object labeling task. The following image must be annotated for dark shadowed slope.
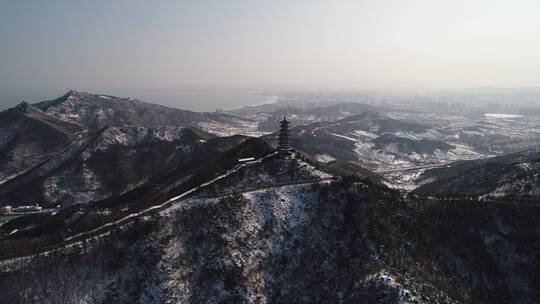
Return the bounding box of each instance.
[0,90,260,207]
[372,134,453,155]
[415,150,540,198]
[0,127,244,207]
[1,180,539,303]
[0,102,85,185]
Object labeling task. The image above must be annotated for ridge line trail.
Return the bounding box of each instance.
[370,162,450,173]
[0,152,325,270]
[0,162,246,270]
[0,174,330,272]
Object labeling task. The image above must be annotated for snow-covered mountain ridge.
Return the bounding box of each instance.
[34,90,254,133]
[0,90,258,207]
[0,125,238,207]
[415,150,540,198]
[2,89,540,303]
[1,177,538,303]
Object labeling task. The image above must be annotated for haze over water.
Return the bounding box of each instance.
[2,1,539,110]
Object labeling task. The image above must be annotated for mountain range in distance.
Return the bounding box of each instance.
[0,90,540,303]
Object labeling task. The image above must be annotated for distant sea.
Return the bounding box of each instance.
[0,88,276,112]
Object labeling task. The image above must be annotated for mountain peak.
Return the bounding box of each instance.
[64,89,85,99]
[8,100,34,114]
[337,111,385,123]
[18,100,30,108]
[28,90,249,132]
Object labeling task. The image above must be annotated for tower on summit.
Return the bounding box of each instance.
[278,116,292,158]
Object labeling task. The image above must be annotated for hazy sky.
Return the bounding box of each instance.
[1,0,539,99]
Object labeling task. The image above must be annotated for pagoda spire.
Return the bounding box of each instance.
[278,116,291,158]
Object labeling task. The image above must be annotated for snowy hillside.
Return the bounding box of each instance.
[0,102,85,185]
[285,112,493,188]
[34,90,257,135]
[415,150,540,198]
[0,126,244,207]
[0,90,269,208]
[2,89,540,304]
[1,179,539,303]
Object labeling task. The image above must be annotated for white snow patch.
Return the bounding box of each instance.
[485,113,523,119]
[315,154,336,163]
[366,271,416,304]
[327,132,358,142]
[353,130,378,139]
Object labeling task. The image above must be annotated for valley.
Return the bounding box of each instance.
[227,90,540,190]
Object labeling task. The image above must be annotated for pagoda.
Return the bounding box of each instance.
[278,116,292,158]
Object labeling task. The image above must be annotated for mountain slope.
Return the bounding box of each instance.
[35,90,253,133]
[0,126,239,207]
[288,111,440,166]
[1,180,539,303]
[335,111,430,134]
[286,112,482,178]
[0,90,265,207]
[230,102,390,133]
[415,150,540,198]
[372,134,453,155]
[0,102,85,185]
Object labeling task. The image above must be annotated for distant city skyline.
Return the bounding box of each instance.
[1,0,539,108]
